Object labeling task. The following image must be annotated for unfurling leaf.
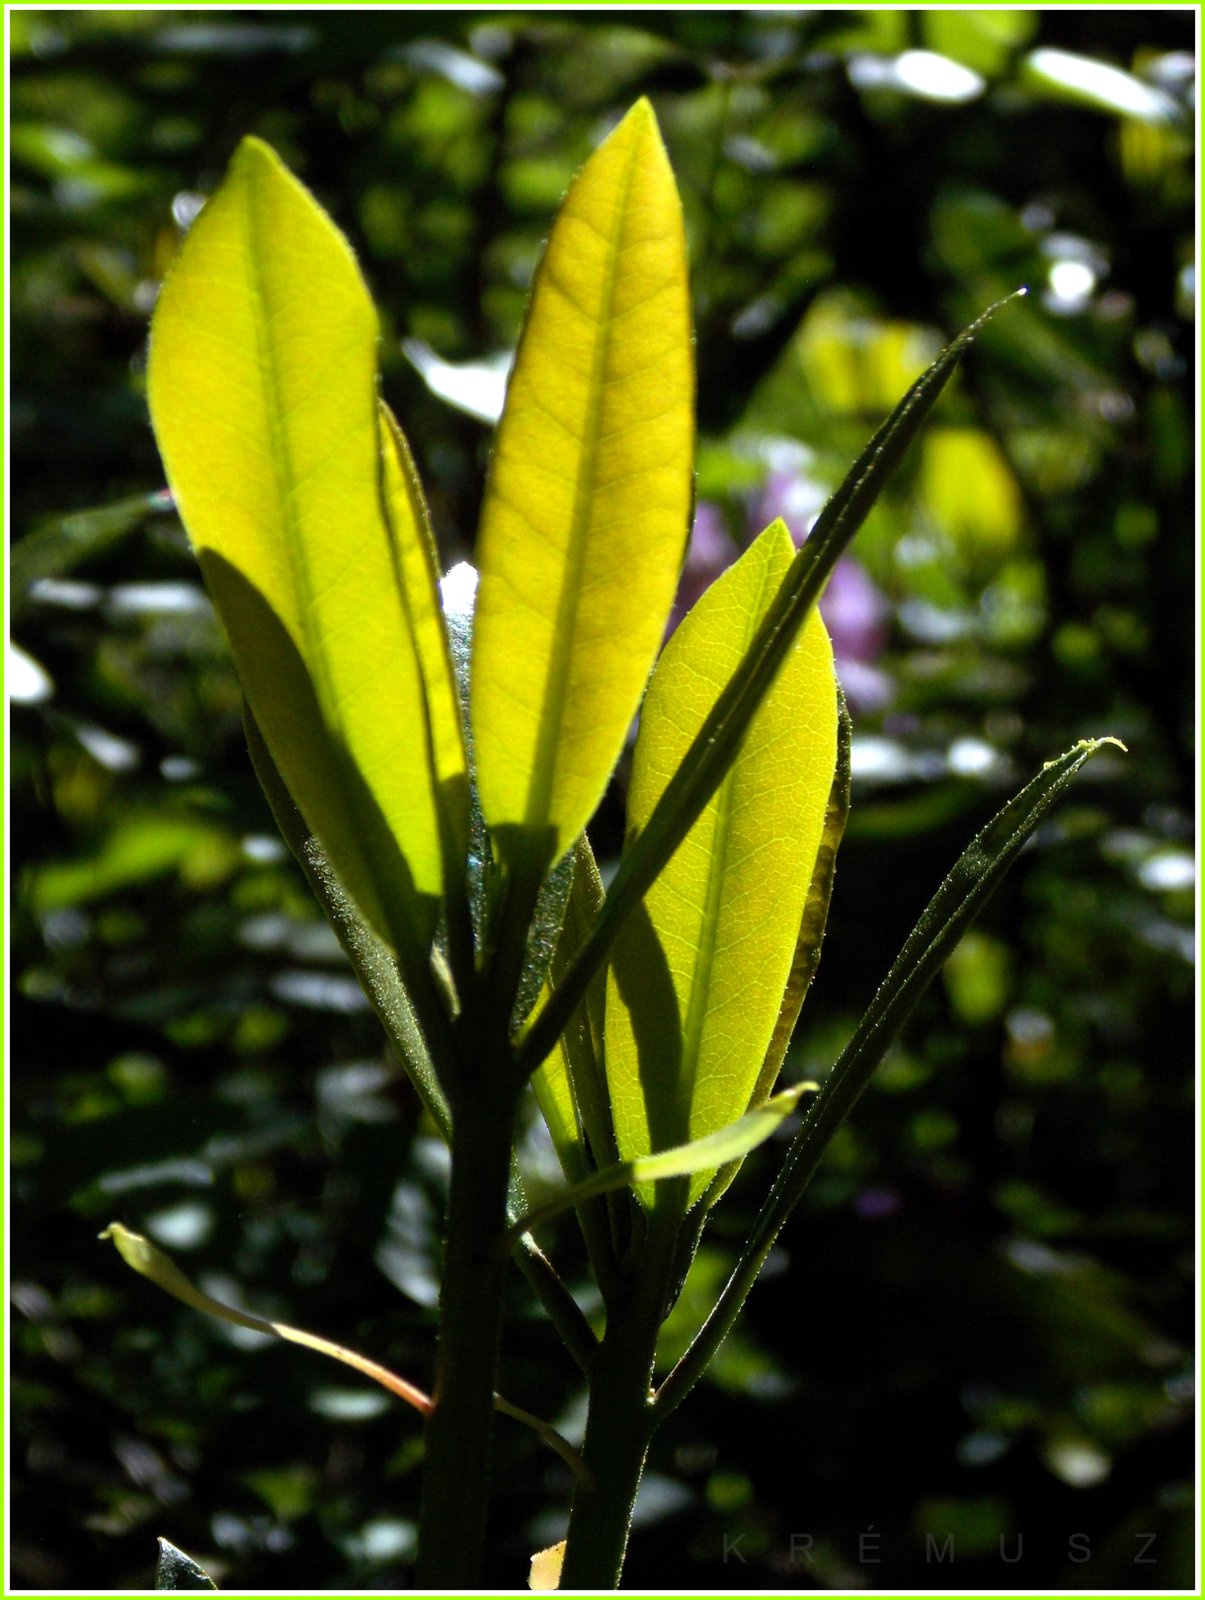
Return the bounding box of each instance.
[531,837,615,1185]
[605,522,838,1206]
[471,98,694,883]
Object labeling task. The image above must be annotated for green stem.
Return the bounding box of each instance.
[512,1233,598,1375]
[416,1080,519,1586]
[559,1203,683,1589]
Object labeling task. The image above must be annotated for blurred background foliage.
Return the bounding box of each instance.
[8,8,1196,1591]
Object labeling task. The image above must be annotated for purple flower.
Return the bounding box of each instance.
[667,501,738,635]
[667,476,895,713]
[754,468,893,711]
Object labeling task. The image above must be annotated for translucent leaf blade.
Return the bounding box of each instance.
[511,1085,811,1239]
[471,99,694,873]
[147,137,443,953]
[605,522,838,1206]
[378,403,470,882]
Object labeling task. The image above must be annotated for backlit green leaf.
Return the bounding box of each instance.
[517,293,1022,1083]
[700,694,851,1211]
[147,137,445,963]
[511,1084,813,1240]
[471,99,694,880]
[605,521,838,1207]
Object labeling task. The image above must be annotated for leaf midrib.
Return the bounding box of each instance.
[241,162,333,721]
[661,556,786,1167]
[238,161,402,930]
[523,128,643,837]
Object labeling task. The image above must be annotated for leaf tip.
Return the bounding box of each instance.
[529,1539,566,1591]
[1043,734,1128,771]
[231,133,280,171]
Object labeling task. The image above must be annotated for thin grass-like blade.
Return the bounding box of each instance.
[100,1223,585,1476]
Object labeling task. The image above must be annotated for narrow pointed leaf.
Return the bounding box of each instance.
[654,736,1126,1420]
[156,1539,217,1591]
[529,836,630,1292]
[605,522,838,1207]
[517,293,1024,1080]
[243,706,452,1140]
[510,1084,812,1240]
[100,1221,433,1412]
[100,1223,586,1477]
[531,837,615,1183]
[378,402,470,890]
[147,137,443,960]
[471,98,694,878]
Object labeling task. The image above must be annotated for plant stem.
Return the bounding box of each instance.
[559,1204,682,1589]
[416,1079,519,1586]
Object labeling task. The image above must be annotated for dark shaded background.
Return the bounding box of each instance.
[9,8,1196,1591]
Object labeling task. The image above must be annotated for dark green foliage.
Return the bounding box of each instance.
[156,1538,217,1590]
[10,9,1194,1590]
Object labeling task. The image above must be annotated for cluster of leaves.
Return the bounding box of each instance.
[10,9,1194,1591]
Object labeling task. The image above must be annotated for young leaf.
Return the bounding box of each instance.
[510,1084,813,1241]
[100,1221,434,1412]
[156,1539,217,1591]
[435,559,576,1020]
[243,705,453,1138]
[147,137,444,964]
[100,1223,585,1478]
[605,522,838,1207]
[654,736,1126,1420]
[471,98,694,882]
